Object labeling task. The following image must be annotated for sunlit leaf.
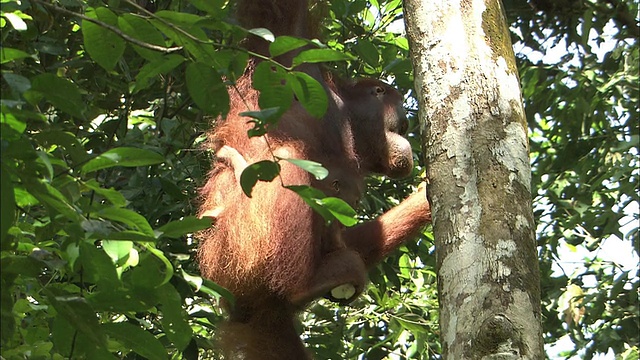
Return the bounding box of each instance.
[81,147,163,174]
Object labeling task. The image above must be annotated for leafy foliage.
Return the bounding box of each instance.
[508,0,639,358]
[1,0,637,359]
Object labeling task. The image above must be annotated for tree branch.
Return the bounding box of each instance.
[32,0,184,53]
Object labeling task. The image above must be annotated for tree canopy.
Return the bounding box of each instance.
[1,0,637,359]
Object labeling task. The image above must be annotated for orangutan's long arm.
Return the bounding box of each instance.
[343,187,432,267]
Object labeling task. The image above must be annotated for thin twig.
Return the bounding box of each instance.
[120,0,277,65]
[33,0,183,53]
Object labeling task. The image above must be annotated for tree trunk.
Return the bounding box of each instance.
[403,1,544,359]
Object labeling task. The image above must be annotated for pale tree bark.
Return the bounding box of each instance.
[403,1,544,359]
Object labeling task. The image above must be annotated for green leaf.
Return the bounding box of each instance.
[98,207,155,237]
[157,283,192,351]
[292,48,353,67]
[81,147,164,174]
[286,185,357,226]
[0,47,30,64]
[157,216,212,238]
[317,197,357,226]
[287,184,331,219]
[241,107,282,137]
[247,27,275,42]
[45,291,108,349]
[86,288,156,312]
[1,111,27,135]
[106,231,157,242]
[29,74,85,118]
[281,158,328,180]
[270,36,309,57]
[253,61,293,115]
[353,39,379,67]
[82,179,127,207]
[288,72,328,118]
[202,278,236,306]
[2,73,30,95]
[102,240,133,267]
[1,163,15,247]
[82,7,126,71]
[118,13,166,61]
[142,243,174,287]
[102,322,167,360]
[185,62,230,116]
[32,130,89,164]
[188,0,227,14]
[134,54,185,92]
[239,160,281,197]
[80,242,120,287]
[23,179,80,221]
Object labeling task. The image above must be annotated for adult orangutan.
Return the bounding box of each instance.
[196,1,432,358]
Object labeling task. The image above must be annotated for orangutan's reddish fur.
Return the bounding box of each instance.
[196,1,432,359]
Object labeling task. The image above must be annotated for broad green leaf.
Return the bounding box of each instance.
[134,54,185,92]
[24,179,80,221]
[317,197,357,226]
[153,11,218,62]
[157,283,192,351]
[253,61,293,115]
[82,7,125,71]
[0,47,30,63]
[286,185,357,226]
[240,160,281,197]
[1,255,43,277]
[1,111,26,135]
[80,242,120,287]
[292,48,353,67]
[82,179,127,207]
[157,216,212,238]
[33,130,89,164]
[288,72,328,118]
[102,240,133,266]
[45,290,108,349]
[281,158,328,180]
[142,243,174,287]
[29,74,84,118]
[81,147,163,174]
[270,36,309,57]
[98,207,155,237]
[186,62,229,116]
[353,39,379,67]
[102,322,167,360]
[155,10,202,28]
[287,185,332,221]
[118,14,166,61]
[2,73,30,94]
[399,253,411,278]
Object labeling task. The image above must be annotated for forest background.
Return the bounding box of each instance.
[1,0,638,359]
